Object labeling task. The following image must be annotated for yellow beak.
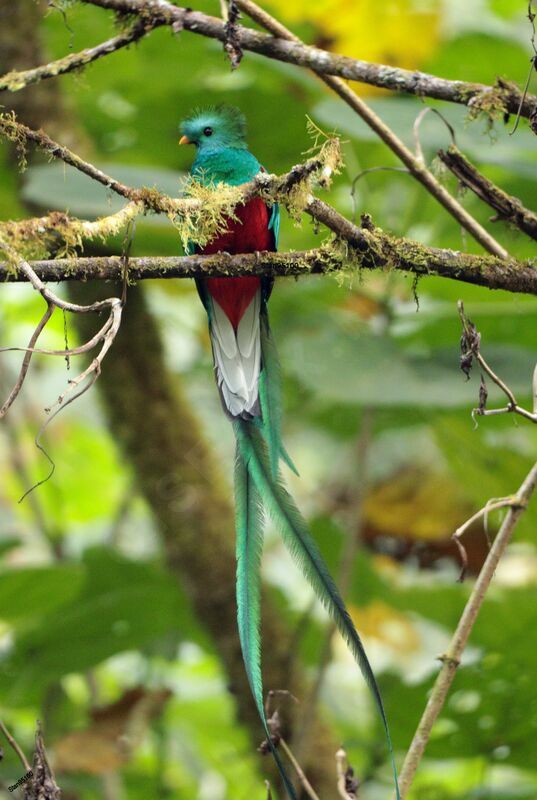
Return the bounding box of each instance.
[178,135,191,145]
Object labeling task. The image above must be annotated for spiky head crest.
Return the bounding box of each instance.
[179,105,247,150]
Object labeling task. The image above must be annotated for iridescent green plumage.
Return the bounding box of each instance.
[234,444,298,800]
[235,420,400,800]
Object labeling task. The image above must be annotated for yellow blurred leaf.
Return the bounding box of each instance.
[364,468,472,542]
[266,0,441,83]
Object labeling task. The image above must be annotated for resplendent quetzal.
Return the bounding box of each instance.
[179,106,399,800]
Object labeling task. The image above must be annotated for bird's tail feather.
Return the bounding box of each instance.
[258,305,299,478]
[258,305,283,479]
[234,418,400,800]
[234,443,297,800]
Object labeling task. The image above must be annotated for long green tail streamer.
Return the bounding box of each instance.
[234,420,400,800]
[234,444,298,800]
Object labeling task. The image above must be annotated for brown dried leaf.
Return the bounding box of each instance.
[54,687,171,775]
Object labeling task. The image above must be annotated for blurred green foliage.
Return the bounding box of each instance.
[1,1,537,798]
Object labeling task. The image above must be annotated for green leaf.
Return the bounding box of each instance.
[282,325,534,408]
[0,565,84,624]
[0,550,201,704]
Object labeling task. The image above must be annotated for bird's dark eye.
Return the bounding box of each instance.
[203,127,213,137]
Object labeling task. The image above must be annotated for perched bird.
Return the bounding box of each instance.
[179,105,399,800]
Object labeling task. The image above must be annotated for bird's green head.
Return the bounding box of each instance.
[179,106,247,151]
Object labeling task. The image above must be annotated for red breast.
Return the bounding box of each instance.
[201,198,273,329]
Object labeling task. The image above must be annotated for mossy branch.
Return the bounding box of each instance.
[1,238,536,295]
[73,0,511,257]
[0,204,143,260]
[0,116,534,297]
[0,18,158,93]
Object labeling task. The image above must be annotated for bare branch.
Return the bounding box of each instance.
[452,496,521,581]
[278,739,321,800]
[439,145,537,241]
[78,0,537,120]
[262,692,320,800]
[0,248,123,421]
[0,303,54,417]
[397,460,537,799]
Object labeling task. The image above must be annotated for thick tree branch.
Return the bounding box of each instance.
[397,460,537,799]
[0,116,533,295]
[438,145,537,242]
[1,240,536,294]
[77,0,537,120]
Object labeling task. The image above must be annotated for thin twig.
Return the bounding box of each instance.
[278,739,321,800]
[350,166,410,224]
[451,496,520,581]
[396,460,537,798]
[458,301,537,421]
[0,719,32,773]
[263,693,320,800]
[0,247,123,424]
[0,303,54,417]
[413,107,456,166]
[79,0,537,120]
